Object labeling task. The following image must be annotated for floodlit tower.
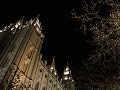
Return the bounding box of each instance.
[50,56,58,76]
[62,62,75,90]
[0,15,45,89]
[50,56,56,71]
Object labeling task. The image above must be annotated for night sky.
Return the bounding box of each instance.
[0,1,89,77]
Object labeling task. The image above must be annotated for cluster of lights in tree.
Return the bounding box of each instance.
[70,0,120,89]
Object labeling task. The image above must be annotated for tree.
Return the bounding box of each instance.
[70,0,120,89]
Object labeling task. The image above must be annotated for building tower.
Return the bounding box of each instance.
[0,15,45,90]
[0,15,75,90]
[62,62,75,90]
[50,56,57,76]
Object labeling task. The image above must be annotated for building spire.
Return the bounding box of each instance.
[62,61,75,90]
[50,56,56,70]
[14,16,24,28]
[66,61,69,70]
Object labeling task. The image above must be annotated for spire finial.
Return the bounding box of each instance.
[50,56,56,70]
[67,61,69,67]
[66,61,69,68]
[65,61,69,71]
[17,16,25,24]
[14,16,25,28]
[37,14,40,18]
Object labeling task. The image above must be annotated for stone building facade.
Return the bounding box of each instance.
[0,16,75,90]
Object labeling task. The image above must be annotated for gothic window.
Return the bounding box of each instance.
[35,82,39,90]
[27,45,34,59]
[23,56,30,72]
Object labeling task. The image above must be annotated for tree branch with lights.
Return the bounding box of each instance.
[70,0,120,89]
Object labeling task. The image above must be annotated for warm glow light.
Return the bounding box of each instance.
[11,28,14,30]
[37,20,40,27]
[15,23,20,28]
[54,71,57,75]
[36,27,40,33]
[69,77,71,79]
[66,67,69,70]
[51,67,53,70]
[64,76,68,80]
[18,22,21,25]
[64,71,69,75]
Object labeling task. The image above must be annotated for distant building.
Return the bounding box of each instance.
[62,62,75,90]
[0,15,75,90]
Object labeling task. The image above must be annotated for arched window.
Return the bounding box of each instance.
[27,45,34,59]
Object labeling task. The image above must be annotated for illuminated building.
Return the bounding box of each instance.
[0,15,75,90]
[62,62,75,90]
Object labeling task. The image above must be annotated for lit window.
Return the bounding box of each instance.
[64,71,69,75]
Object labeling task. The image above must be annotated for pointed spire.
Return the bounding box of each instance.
[15,16,24,28]
[33,14,40,23]
[17,16,24,25]
[66,62,69,67]
[66,61,69,71]
[32,14,42,33]
[36,14,40,19]
[50,56,56,70]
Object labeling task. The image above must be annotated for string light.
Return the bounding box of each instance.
[70,0,120,89]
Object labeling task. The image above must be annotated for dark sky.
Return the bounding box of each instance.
[0,1,90,76]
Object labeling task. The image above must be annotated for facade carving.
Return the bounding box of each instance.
[0,16,75,90]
